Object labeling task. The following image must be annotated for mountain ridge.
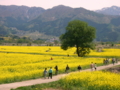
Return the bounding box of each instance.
[0,5,45,19]
[96,6,120,16]
[0,5,120,42]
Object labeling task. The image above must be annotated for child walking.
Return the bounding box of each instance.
[48,67,53,79]
[43,68,47,79]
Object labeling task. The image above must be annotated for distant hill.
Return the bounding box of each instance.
[0,5,45,28]
[96,6,120,16]
[0,5,120,42]
[0,5,45,20]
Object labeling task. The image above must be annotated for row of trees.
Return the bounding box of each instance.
[0,35,61,46]
[0,36,45,44]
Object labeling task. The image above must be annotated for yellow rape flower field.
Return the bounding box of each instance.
[60,71,120,90]
[0,46,120,85]
[89,48,120,57]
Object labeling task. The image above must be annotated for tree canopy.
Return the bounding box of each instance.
[60,20,96,57]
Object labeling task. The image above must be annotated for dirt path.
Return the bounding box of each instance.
[0,62,120,90]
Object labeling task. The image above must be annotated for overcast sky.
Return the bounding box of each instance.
[0,0,120,10]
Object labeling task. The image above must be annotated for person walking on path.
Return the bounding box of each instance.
[48,67,53,79]
[65,64,70,73]
[90,62,94,71]
[94,63,97,70]
[112,58,115,65]
[54,65,58,75]
[77,65,82,71]
[43,68,47,79]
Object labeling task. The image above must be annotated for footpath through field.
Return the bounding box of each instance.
[0,62,120,90]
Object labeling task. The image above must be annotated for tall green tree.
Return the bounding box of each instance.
[60,20,96,57]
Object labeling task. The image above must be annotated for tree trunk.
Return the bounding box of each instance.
[76,46,80,57]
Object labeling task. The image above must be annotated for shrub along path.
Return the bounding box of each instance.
[0,62,120,90]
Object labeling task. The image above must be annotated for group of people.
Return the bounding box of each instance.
[43,57,119,79]
[90,62,97,71]
[43,65,59,79]
[103,58,118,65]
[43,64,82,79]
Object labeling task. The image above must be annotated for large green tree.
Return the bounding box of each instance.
[60,20,96,57]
